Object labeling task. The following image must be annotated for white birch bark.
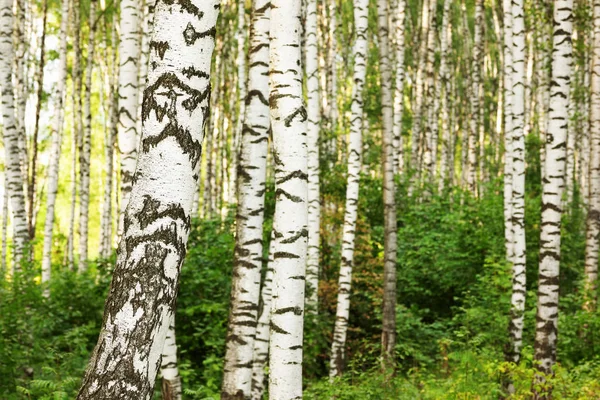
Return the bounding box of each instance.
[267,0,308,396]
[533,0,573,388]
[392,0,406,175]
[506,0,527,366]
[160,313,182,400]
[305,0,320,313]
[78,0,97,273]
[329,0,368,378]
[67,0,82,270]
[439,0,452,191]
[467,0,484,194]
[117,0,141,236]
[503,0,514,264]
[77,1,219,397]
[1,180,7,273]
[376,0,397,371]
[584,0,600,308]
[137,0,155,147]
[251,233,274,400]
[422,0,437,183]
[40,0,70,283]
[229,0,247,205]
[221,0,270,396]
[0,0,28,270]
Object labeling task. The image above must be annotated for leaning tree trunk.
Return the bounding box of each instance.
[267,0,308,398]
[305,0,320,313]
[376,0,397,373]
[329,0,369,378]
[584,0,600,310]
[250,232,275,400]
[117,0,141,236]
[76,1,220,398]
[78,0,97,273]
[40,0,70,284]
[533,0,573,396]
[221,0,270,396]
[160,313,182,400]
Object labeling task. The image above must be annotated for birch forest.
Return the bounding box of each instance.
[4,0,600,398]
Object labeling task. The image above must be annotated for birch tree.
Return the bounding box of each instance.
[221,0,270,396]
[376,0,397,371]
[40,0,70,283]
[0,0,29,269]
[117,0,141,233]
[503,0,514,265]
[467,0,484,194]
[533,0,573,393]
[78,0,97,273]
[76,0,220,397]
[160,314,182,400]
[392,0,405,175]
[584,0,600,309]
[506,0,527,371]
[305,0,320,312]
[267,0,308,396]
[329,0,368,378]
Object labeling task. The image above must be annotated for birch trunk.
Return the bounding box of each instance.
[584,0,600,309]
[221,0,270,396]
[67,0,82,270]
[329,0,368,378]
[0,0,29,271]
[506,0,527,368]
[40,0,70,283]
[77,1,219,397]
[305,0,320,313]
[29,0,48,240]
[78,0,97,273]
[422,0,437,183]
[439,0,452,191]
[392,0,406,175]
[533,0,573,393]
[376,0,397,372]
[117,0,141,236]
[160,313,182,400]
[503,0,514,265]
[467,0,484,194]
[250,233,275,400]
[1,182,7,272]
[267,0,308,396]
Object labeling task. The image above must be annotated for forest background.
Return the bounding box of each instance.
[1,0,600,398]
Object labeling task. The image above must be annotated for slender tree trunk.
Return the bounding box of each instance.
[376,0,397,373]
[392,0,406,175]
[305,0,320,313]
[0,0,29,271]
[229,0,247,205]
[14,0,29,197]
[422,0,437,184]
[67,0,82,270]
[267,0,308,397]
[40,0,69,284]
[117,0,141,236]
[160,313,182,400]
[584,0,600,310]
[250,232,275,400]
[439,0,452,191]
[137,0,155,141]
[506,0,527,370]
[329,0,368,378]
[467,0,483,194]
[503,0,514,265]
[77,1,220,397]
[29,0,48,240]
[78,0,97,273]
[533,0,573,395]
[1,180,7,273]
[221,0,270,396]
[100,20,119,259]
